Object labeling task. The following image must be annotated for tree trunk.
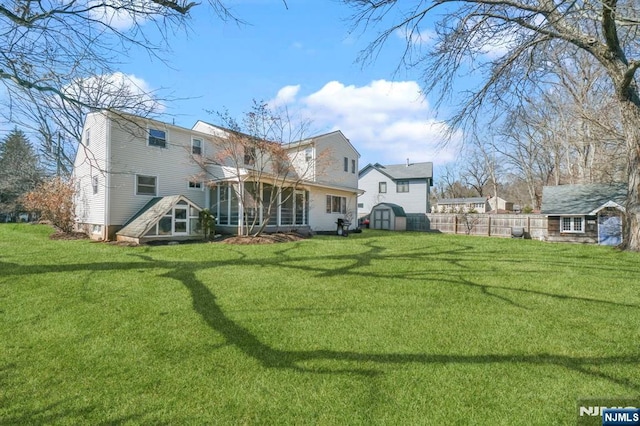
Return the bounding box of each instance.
[619,100,640,250]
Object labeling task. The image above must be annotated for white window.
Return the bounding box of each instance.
[85,129,90,147]
[326,195,346,214]
[189,181,202,190]
[191,138,202,155]
[305,148,313,162]
[343,157,348,172]
[136,175,157,196]
[396,180,409,193]
[92,175,99,194]
[357,203,364,208]
[561,216,584,233]
[351,159,356,174]
[148,128,166,148]
[244,146,256,166]
[379,182,387,193]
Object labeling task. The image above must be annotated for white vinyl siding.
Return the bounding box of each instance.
[107,117,210,225]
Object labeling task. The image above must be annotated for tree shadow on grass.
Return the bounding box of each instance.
[164,265,640,391]
[3,239,640,392]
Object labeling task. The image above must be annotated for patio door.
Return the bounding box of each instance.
[173,203,188,235]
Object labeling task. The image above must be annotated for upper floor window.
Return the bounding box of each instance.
[396,180,409,193]
[379,182,387,193]
[148,129,166,148]
[351,159,356,174]
[85,129,90,147]
[561,216,584,233]
[244,146,256,166]
[192,138,202,155]
[136,174,157,196]
[305,148,313,162]
[344,157,348,172]
[92,175,98,194]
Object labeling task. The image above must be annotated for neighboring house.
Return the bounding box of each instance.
[434,196,512,213]
[358,161,433,217]
[541,183,626,245]
[435,197,489,213]
[73,111,361,242]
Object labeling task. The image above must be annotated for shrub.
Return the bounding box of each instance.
[22,177,76,233]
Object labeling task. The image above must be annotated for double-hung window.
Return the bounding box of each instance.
[379,182,387,193]
[351,159,356,174]
[396,180,409,193]
[148,129,166,148]
[191,138,202,155]
[136,175,157,196]
[561,216,584,233]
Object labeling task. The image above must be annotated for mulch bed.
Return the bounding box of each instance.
[220,233,309,244]
[49,231,89,240]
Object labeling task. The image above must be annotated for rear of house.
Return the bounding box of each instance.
[73,111,361,241]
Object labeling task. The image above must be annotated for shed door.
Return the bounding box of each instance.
[598,211,622,246]
[374,209,391,230]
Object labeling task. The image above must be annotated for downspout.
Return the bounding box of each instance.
[104,112,112,241]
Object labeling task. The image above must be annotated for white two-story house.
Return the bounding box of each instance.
[73,111,360,242]
[358,161,434,217]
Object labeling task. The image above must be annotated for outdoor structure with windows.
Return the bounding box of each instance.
[541,183,627,245]
[73,111,361,242]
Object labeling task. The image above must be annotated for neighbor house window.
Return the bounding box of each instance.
[397,180,409,193]
[305,148,313,162]
[85,129,90,147]
[136,175,157,196]
[189,181,202,190]
[191,138,202,155]
[344,157,348,172]
[351,159,356,174]
[92,176,99,195]
[357,203,364,208]
[326,195,346,214]
[379,182,387,193]
[148,129,166,148]
[561,216,584,233]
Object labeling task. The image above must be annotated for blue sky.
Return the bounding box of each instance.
[118,0,463,168]
[2,0,465,169]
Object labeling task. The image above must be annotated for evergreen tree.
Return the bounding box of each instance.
[0,128,43,219]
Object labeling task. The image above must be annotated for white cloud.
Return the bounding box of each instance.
[279,80,460,166]
[395,27,436,45]
[88,0,161,31]
[269,85,301,107]
[63,72,163,113]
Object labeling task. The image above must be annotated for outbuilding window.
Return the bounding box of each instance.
[561,216,584,233]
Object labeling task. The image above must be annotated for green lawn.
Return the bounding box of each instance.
[1,224,639,425]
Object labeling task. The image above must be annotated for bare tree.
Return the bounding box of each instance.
[345,0,640,249]
[194,101,330,237]
[4,72,165,176]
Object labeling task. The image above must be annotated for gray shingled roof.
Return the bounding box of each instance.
[359,162,433,180]
[117,195,200,238]
[371,202,407,217]
[541,183,627,215]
